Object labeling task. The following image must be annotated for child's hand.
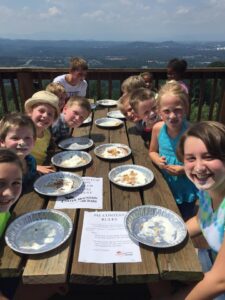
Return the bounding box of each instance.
[37,165,56,174]
[164,165,184,176]
[156,156,167,168]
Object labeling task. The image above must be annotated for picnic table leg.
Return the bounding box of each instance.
[147,280,173,299]
[14,282,69,300]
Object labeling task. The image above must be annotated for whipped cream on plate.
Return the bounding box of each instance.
[139,216,177,244]
[102,146,128,158]
[114,168,146,186]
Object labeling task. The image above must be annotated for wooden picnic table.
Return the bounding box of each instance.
[0,106,203,287]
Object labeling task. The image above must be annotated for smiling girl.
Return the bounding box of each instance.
[149,81,198,219]
[171,121,225,300]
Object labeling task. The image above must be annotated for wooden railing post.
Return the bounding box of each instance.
[17,71,34,109]
[219,90,225,125]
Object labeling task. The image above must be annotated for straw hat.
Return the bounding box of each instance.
[24,90,60,120]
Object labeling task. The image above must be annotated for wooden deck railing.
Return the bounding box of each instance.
[0,67,225,123]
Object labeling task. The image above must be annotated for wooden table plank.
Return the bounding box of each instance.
[0,191,45,277]
[22,128,86,284]
[22,172,83,284]
[70,107,114,285]
[109,118,159,284]
[127,123,203,281]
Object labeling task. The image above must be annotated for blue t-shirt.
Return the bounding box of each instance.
[158,121,198,204]
[23,154,37,187]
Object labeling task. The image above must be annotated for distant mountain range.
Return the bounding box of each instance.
[0,39,225,68]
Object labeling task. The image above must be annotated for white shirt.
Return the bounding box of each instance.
[53,74,87,97]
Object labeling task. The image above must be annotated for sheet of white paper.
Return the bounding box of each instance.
[78,211,142,263]
[54,177,103,209]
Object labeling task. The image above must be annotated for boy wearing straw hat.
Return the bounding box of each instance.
[24,90,59,174]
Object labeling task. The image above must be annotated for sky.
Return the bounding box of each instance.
[0,0,225,41]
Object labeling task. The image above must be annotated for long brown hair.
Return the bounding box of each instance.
[177,121,225,162]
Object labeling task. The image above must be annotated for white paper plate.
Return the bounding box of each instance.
[97,99,117,107]
[125,205,187,248]
[58,137,94,151]
[107,110,125,119]
[94,143,131,160]
[5,209,73,254]
[95,117,123,128]
[34,171,83,196]
[109,164,154,188]
[82,115,92,124]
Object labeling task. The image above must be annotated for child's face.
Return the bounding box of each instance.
[0,126,35,159]
[0,162,22,212]
[183,136,225,192]
[167,68,180,81]
[71,69,87,82]
[136,99,157,123]
[123,99,140,122]
[159,94,185,129]
[63,103,89,128]
[143,76,153,89]
[28,104,56,131]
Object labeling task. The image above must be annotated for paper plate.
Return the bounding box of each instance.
[34,171,83,196]
[82,115,92,125]
[109,164,154,188]
[107,110,125,119]
[58,137,94,151]
[94,143,131,160]
[5,209,73,254]
[97,99,117,107]
[95,117,123,128]
[125,205,187,248]
[51,151,92,169]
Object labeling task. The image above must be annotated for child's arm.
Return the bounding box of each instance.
[186,215,201,237]
[149,122,167,168]
[184,235,225,299]
[37,165,55,174]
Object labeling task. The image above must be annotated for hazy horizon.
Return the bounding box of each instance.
[0,37,225,43]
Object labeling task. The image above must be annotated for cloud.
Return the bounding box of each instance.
[0,5,13,19]
[82,10,105,19]
[156,0,168,3]
[81,9,121,23]
[120,0,132,5]
[175,6,190,15]
[136,3,151,10]
[40,6,62,18]
[209,0,225,5]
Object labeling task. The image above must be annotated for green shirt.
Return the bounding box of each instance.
[0,212,11,238]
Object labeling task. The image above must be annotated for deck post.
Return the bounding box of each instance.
[219,89,225,125]
[17,71,34,109]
